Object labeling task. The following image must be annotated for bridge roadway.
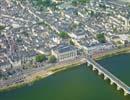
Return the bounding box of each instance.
[87,57,130,96]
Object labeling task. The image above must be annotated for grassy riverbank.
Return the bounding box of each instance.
[0,58,86,92]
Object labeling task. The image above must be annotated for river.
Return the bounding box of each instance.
[0,54,130,100]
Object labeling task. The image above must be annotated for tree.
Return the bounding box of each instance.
[99,3,106,9]
[59,31,69,38]
[72,1,78,6]
[96,33,106,43]
[78,0,90,4]
[48,55,57,63]
[0,25,5,31]
[128,3,130,8]
[90,10,94,16]
[35,54,46,62]
[32,0,57,10]
[113,28,117,33]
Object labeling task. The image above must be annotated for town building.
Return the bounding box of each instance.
[52,44,78,62]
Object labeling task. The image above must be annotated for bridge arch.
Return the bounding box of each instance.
[93,68,99,73]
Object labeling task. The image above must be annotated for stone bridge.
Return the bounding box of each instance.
[87,57,130,96]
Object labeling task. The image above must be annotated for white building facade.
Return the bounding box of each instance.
[52,44,78,62]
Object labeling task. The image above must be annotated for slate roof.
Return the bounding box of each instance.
[53,44,77,54]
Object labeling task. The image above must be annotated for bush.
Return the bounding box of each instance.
[78,0,90,4]
[96,33,106,43]
[0,25,5,31]
[48,55,57,63]
[59,31,69,38]
[35,54,46,62]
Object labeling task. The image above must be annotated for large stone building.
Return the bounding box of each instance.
[52,44,78,62]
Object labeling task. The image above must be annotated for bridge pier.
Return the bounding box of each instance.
[110,81,114,85]
[124,92,128,96]
[87,62,91,67]
[104,76,108,80]
[117,86,121,90]
[98,71,102,75]
[92,67,96,71]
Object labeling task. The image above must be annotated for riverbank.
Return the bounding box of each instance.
[93,46,130,61]
[0,57,87,92]
[1,46,130,92]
